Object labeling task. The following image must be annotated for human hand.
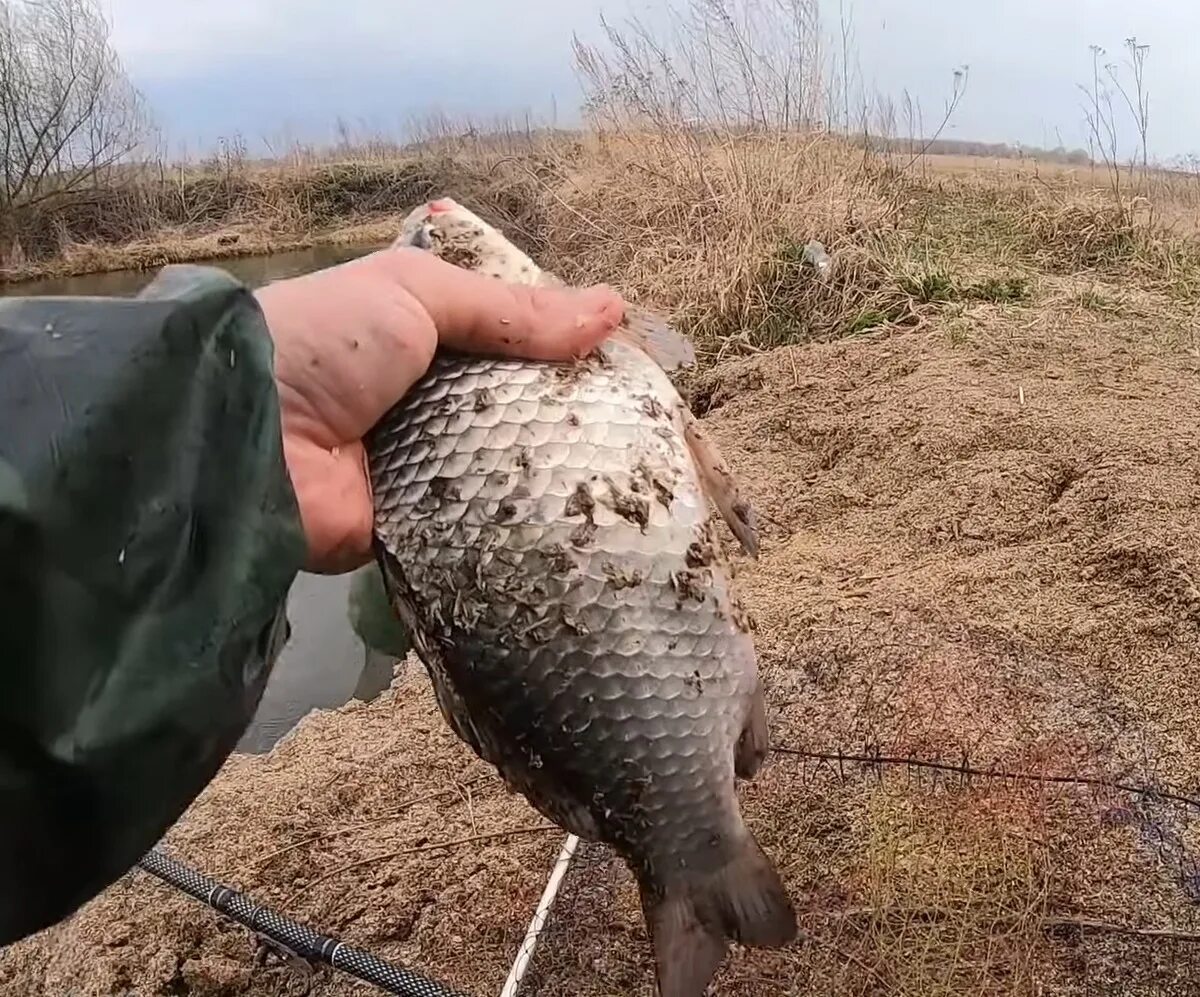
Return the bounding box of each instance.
[255,246,624,574]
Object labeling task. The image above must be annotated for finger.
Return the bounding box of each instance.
[372,247,625,360]
[283,436,374,573]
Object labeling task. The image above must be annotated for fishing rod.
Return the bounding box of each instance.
[137,848,471,997]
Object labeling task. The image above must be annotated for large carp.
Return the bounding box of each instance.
[367,198,795,996]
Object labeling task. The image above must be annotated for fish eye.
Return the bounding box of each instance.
[411,224,437,250]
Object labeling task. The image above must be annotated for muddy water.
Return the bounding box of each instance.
[0,244,385,298]
[4,244,401,754]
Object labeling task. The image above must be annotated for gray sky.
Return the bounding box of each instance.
[102,0,1200,162]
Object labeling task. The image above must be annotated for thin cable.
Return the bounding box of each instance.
[772,747,1200,810]
[499,833,579,997]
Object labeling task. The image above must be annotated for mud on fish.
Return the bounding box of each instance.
[367,197,796,997]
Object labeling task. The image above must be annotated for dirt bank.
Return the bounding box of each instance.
[2,274,1199,996]
[0,158,458,285]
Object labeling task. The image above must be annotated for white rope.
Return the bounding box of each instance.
[498,833,579,997]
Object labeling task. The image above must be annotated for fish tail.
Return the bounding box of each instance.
[640,835,796,997]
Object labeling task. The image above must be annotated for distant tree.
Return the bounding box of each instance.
[0,0,150,218]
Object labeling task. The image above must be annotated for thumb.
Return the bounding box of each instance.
[375,246,625,360]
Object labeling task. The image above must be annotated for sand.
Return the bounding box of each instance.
[2,272,1199,996]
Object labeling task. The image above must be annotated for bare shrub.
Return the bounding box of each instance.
[0,0,151,260]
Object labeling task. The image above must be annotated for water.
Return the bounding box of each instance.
[236,570,399,755]
[0,244,383,299]
[4,244,400,753]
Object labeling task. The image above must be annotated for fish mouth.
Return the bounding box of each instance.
[393,196,465,251]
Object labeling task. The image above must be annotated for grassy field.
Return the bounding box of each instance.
[2,125,1199,996]
[3,0,1199,988]
[4,130,1200,289]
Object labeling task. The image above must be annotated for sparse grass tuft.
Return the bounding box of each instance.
[967,274,1030,302]
[849,309,890,334]
[1075,286,1122,314]
[900,267,1029,306]
[851,785,1055,996]
[902,267,957,303]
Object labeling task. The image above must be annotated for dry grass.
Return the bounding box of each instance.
[528,135,1200,354]
[3,12,1200,988]
[7,132,1200,327]
[0,158,446,279]
[4,179,1200,993]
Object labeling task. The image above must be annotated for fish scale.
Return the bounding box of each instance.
[369,342,749,838]
[367,198,795,997]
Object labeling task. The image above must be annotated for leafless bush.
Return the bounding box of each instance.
[1079,38,1156,226]
[0,0,150,259]
[573,0,827,136]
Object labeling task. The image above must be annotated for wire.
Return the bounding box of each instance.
[499,833,579,997]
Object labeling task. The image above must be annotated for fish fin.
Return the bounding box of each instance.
[642,837,797,997]
[374,548,492,762]
[374,545,602,841]
[681,411,759,558]
[734,682,769,779]
[644,895,727,997]
[610,304,696,373]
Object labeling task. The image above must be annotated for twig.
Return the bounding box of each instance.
[788,346,801,388]
[456,779,479,837]
[1042,917,1200,943]
[284,826,557,905]
[898,66,970,176]
[254,778,489,867]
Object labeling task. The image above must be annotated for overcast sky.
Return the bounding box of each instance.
[101,0,1199,162]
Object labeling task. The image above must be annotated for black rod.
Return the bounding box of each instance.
[137,848,472,997]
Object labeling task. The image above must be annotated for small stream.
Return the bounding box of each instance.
[1,244,382,298]
[4,244,400,754]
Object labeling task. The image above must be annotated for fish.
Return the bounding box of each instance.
[366,197,796,996]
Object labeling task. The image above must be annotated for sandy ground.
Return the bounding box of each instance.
[2,272,1199,996]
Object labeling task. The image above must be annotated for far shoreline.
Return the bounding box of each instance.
[0,218,398,289]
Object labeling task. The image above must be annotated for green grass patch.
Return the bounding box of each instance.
[848,309,890,334]
[901,268,1030,305]
[902,267,957,303]
[966,274,1030,302]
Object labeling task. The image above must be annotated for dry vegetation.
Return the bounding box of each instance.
[2,0,1200,995]
[3,1,1200,295]
[5,294,1199,994]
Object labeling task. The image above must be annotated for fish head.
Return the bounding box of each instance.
[393,197,544,286]
[395,196,695,378]
[394,197,478,248]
